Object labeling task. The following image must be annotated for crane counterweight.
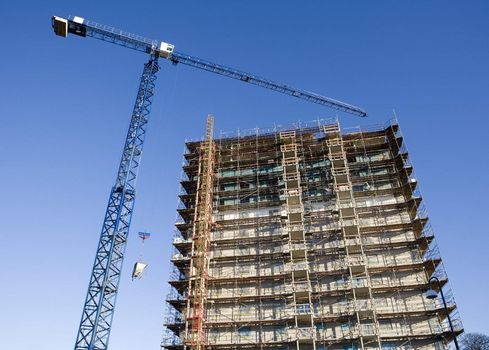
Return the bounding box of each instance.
[52,16,68,37]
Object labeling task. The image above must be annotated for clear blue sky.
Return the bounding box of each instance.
[1,1,488,349]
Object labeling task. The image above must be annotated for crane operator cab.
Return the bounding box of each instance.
[158,42,174,58]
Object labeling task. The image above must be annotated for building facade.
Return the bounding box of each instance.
[162,118,463,350]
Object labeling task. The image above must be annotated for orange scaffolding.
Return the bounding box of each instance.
[184,116,215,350]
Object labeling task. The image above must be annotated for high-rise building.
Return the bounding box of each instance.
[162,117,463,350]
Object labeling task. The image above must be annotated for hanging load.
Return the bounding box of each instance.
[131,261,147,280]
[131,231,151,280]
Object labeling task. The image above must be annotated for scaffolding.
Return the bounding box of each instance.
[280,130,316,349]
[184,116,215,350]
[162,117,463,350]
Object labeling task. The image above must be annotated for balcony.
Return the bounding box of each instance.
[345,237,362,253]
[341,219,360,236]
[172,236,192,245]
[285,262,309,277]
[330,154,347,169]
[295,327,316,343]
[288,211,303,224]
[293,303,313,321]
[171,253,191,265]
[332,168,349,184]
[161,328,183,349]
[351,278,370,296]
[286,242,307,259]
[359,323,377,338]
[292,281,311,298]
[335,184,353,200]
[354,300,375,318]
[288,223,305,240]
[327,139,343,154]
[284,173,300,190]
[164,311,185,326]
[347,255,366,273]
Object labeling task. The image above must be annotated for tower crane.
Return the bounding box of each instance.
[51,15,367,350]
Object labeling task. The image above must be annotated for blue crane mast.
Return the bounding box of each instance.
[52,14,367,350]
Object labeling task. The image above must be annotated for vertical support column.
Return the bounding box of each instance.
[324,123,381,350]
[280,131,316,350]
[74,56,159,350]
[184,116,215,350]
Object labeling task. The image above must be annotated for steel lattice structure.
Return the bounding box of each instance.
[53,15,367,117]
[51,14,367,350]
[74,57,159,350]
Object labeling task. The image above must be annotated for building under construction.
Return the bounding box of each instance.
[162,117,463,350]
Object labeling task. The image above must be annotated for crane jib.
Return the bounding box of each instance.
[52,15,367,117]
[169,52,367,117]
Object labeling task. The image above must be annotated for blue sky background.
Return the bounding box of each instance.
[0,1,488,349]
